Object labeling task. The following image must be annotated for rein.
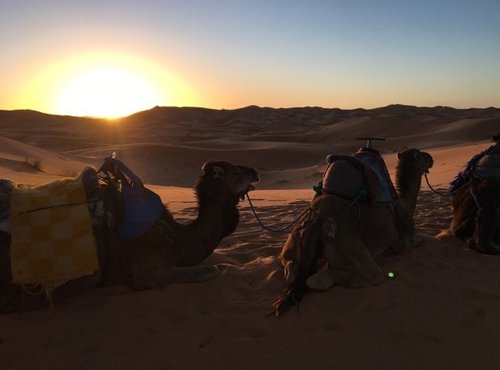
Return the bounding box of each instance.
[245,186,367,233]
[245,193,312,233]
[424,171,468,197]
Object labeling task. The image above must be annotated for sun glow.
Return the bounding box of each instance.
[58,66,161,118]
[14,52,196,117]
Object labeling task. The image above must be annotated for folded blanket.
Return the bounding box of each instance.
[10,174,99,294]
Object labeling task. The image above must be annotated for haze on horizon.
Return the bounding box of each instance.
[1,0,499,118]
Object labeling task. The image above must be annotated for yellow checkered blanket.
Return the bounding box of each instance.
[10,174,99,294]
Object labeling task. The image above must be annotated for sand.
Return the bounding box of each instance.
[1,106,500,370]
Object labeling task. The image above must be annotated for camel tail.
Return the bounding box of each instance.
[270,269,310,317]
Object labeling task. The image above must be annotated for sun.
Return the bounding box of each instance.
[57,66,162,118]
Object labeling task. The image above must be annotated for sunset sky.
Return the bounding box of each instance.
[1,0,499,117]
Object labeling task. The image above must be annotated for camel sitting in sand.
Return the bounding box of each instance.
[445,138,500,254]
[0,160,259,313]
[272,148,433,316]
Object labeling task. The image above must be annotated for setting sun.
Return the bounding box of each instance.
[57,66,161,118]
[9,51,198,117]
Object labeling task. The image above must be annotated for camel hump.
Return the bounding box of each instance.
[322,148,397,202]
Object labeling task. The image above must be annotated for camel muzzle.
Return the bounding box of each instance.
[238,184,256,200]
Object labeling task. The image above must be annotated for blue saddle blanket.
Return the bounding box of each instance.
[98,157,164,239]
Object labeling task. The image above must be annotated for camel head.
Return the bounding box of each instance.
[197,161,259,205]
[397,148,434,175]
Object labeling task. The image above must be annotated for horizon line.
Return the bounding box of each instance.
[1,103,499,120]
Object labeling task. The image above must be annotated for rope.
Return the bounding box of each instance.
[13,200,96,217]
[245,193,312,233]
[245,187,367,233]
[469,185,483,212]
[424,172,468,197]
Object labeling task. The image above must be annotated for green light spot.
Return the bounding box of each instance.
[388,272,395,278]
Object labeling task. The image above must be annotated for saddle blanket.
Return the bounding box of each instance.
[10,174,99,293]
[449,143,500,192]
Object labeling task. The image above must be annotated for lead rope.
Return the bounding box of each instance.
[424,171,469,197]
[245,186,367,233]
[469,184,483,212]
[245,193,312,233]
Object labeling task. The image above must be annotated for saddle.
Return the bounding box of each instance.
[320,147,398,203]
[89,155,165,239]
[475,147,500,179]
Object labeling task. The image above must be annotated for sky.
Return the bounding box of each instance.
[1,0,499,117]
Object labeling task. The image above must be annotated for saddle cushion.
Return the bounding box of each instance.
[322,158,366,199]
[9,173,99,293]
[322,148,397,203]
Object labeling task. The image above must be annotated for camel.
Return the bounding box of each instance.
[445,139,500,253]
[272,148,433,316]
[0,160,259,313]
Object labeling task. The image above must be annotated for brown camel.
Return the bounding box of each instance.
[446,140,500,253]
[0,160,259,313]
[272,148,433,316]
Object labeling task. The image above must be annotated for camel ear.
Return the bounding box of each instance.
[201,161,210,172]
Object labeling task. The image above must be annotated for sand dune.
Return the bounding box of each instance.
[1,106,499,370]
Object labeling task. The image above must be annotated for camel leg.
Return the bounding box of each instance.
[307,217,385,290]
[306,265,337,291]
[334,242,386,288]
[279,215,322,284]
[472,179,500,254]
[132,265,221,290]
[307,245,385,289]
[450,186,477,240]
[384,203,417,254]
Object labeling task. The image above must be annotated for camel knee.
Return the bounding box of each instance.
[283,260,298,283]
[306,267,337,291]
[322,218,338,239]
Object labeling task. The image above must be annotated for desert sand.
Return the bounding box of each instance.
[1,105,500,370]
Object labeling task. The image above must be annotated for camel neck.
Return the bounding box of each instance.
[180,199,239,265]
[395,163,423,215]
